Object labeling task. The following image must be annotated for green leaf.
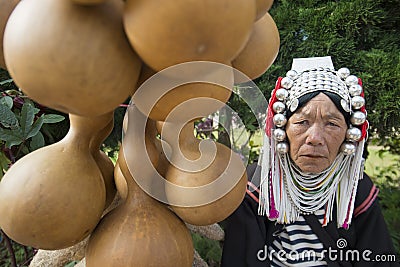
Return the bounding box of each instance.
[21,144,30,155]
[30,131,45,151]
[26,115,44,140]
[43,114,65,124]
[20,102,35,137]
[0,103,18,128]
[64,261,79,267]
[0,96,13,109]
[0,153,10,170]
[0,78,13,85]
[0,153,11,180]
[0,128,24,148]
[3,89,20,96]
[40,124,55,144]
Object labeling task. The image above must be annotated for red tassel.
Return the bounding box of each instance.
[265,77,283,137]
[357,78,368,140]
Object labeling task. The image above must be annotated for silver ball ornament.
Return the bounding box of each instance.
[346,127,362,142]
[273,114,287,127]
[281,77,294,89]
[349,84,363,96]
[350,111,366,125]
[276,142,289,154]
[345,75,359,86]
[275,88,289,101]
[272,101,286,114]
[351,96,365,109]
[341,142,356,155]
[286,70,298,79]
[337,68,350,79]
[273,128,286,142]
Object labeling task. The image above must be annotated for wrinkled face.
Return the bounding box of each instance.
[286,93,348,173]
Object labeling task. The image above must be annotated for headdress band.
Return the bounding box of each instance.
[266,67,368,155]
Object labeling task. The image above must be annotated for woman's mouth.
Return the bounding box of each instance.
[301,154,325,158]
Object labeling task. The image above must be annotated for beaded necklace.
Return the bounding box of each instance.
[259,134,365,228]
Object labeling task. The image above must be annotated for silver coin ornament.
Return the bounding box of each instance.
[286,70,298,79]
[349,84,363,96]
[346,127,362,142]
[345,75,359,86]
[276,142,289,154]
[273,114,287,127]
[341,99,351,113]
[351,96,365,109]
[341,142,356,155]
[275,88,289,101]
[337,67,350,79]
[272,101,286,114]
[273,128,286,142]
[350,111,366,125]
[281,77,294,89]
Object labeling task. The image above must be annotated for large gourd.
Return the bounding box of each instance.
[0,113,109,249]
[162,121,248,226]
[0,0,19,69]
[86,107,194,267]
[89,112,116,208]
[71,0,106,5]
[255,0,274,21]
[133,62,233,122]
[3,0,141,116]
[114,162,128,201]
[233,12,280,83]
[123,0,255,72]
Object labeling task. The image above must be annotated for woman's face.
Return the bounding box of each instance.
[285,93,348,173]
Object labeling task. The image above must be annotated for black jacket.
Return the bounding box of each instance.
[221,163,400,267]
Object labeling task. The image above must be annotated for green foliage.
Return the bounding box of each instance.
[258,0,400,153]
[64,261,79,267]
[372,162,400,255]
[0,232,35,267]
[192,233,222,266]
[103,104,126,158]
[0,101,44,148]
[0,91,66,178]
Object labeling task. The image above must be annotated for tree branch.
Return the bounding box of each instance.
[1,229,17,267]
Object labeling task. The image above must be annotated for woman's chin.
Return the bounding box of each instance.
[296,160,330,174]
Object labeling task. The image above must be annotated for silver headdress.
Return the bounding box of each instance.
[259,57,368,229]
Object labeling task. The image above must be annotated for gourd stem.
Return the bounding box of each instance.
[14,140,26,162]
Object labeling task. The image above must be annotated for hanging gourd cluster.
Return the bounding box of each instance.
[0,0,279,266]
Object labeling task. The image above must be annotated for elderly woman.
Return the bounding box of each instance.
[221,61,399,267]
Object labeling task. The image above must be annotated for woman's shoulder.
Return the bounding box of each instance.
[354,172,380,218]
[245,162,262,204]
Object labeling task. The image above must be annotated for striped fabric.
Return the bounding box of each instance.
[269,209,328,267]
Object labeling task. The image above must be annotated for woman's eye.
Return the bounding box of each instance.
[295,120,308,125]
[328,122,339,127]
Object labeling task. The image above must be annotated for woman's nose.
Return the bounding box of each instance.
[305,124,325,146]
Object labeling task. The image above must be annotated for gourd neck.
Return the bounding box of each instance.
[159,121,199,150]
[177,122,201,160]
[66,112,114,150]
[89,118,114,154]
